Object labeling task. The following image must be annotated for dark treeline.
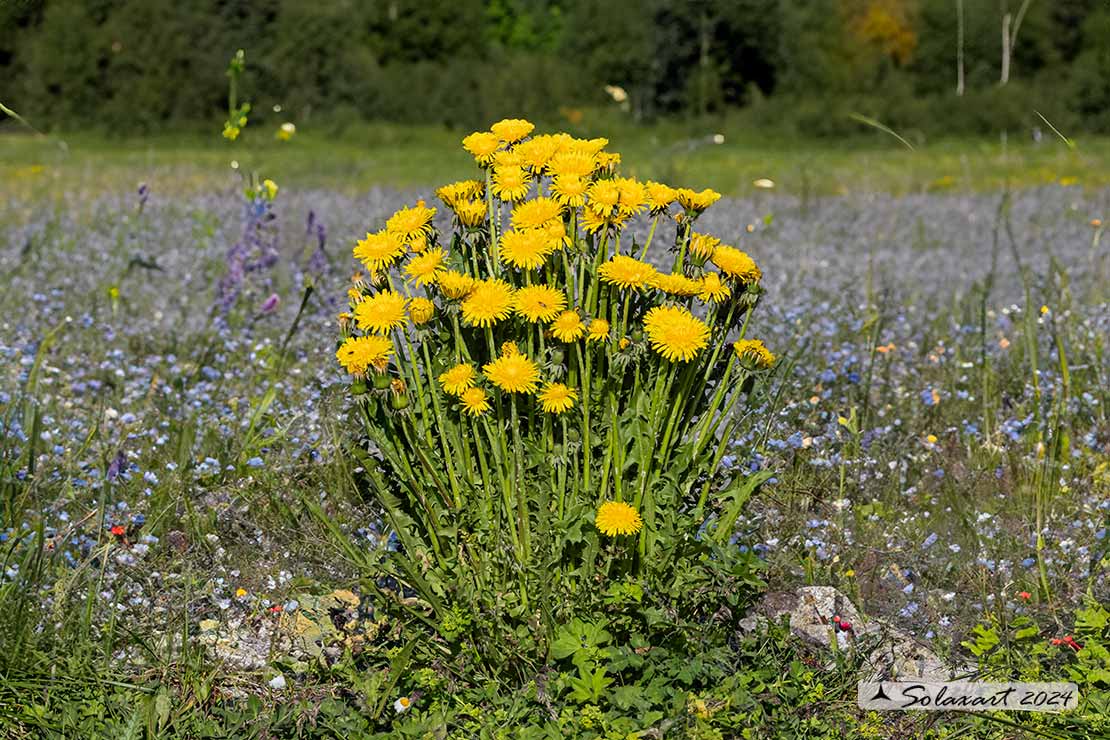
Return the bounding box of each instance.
[2,0,1109,136]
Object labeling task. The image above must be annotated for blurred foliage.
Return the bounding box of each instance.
[2,0,1110,136]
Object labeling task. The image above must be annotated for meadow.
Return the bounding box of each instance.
[1,124,1109,739]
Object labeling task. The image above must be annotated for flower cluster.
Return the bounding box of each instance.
[336,118,775,591]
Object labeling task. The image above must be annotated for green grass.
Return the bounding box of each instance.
[3,114,1109,200]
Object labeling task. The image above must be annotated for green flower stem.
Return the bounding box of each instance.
[451,314,470,363]
[470,417,494,521]
[395,325,434,446]
[486,171,501,275]
[692,354,738,457]
[420,340,462,503]
[695,382,749,512]
[480,416,519,555]
[575,343,592,490]
[585,230,610,317]
[637,215,660,259]
[509,394,532,604]
[700,302,738,386]
[557,416,569,518]
[673,221,692,272]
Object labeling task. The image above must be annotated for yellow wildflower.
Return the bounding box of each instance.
[711,246,762,284]
[403,247,446,286]
[491,166,531,202]
[642,305,709,362]
[483,351,540,394]
[537,383,577,414]
[645,181,676,214]
[732,339,775,369]
[549,311,585,342]
[438,270,476,300]
[353,231,406,272]
[598,255,657,290]
[354,291,408,334]
[698,272,731,303]
[491,118,535,144]
[438,363,477,395]
[408,297,436,324]
[500,229,556,271]
[514,285,567,323]
[386,201,437,246]
[586,318,610,342]
[335,335,394,375]
[462,131,501,165]
[511,197,563,231]
[460,386,492,416]
[595,501,642,536]
[454,199,487,227]
[550,175,588,208]
[461,278,515,327]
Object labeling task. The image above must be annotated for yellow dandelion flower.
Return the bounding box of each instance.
[438,270,476,300]
[514,285,567,323]
[688,232,721,261]
[598,255,657,290]
[547,150,596,179]
[711,246,762,284]
[454,199,487,227]
[436,179,484,207]
[650,271,702,297]
[353,231,406,272]
[571,137,609,155]
[618,337,631,350]
[512,197,564,230]
[516,134,562,171]
[500,229,556,270]
[614,177,647,217]
[459,386,491,416]
[538,383,577,414]
[698,272,731,303]
[595,501,642,536]
[483,351,540,394]
[348,287,363,305]
[461,278,515,327]
[675,188,722,212]
[491,165,531,202]
[587,180,621,217]
[549,310,585,342]
[733,338,775,369]
[438,362,477,395]
[335,335,394,375]
[500,340,520,357]
[491,118,535,144]
[645,181,676,214]
[586,318,610,342]
[403,247,446,286]
[408,296,436,324]
[580,204,610,234]
[354,291,408,334]
[386,201,437,246]
[462,131,501,165]
[492,148,526,168]
[642,305,710,362]
[550,175,588,208]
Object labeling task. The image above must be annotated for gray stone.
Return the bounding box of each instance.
[742,586,971,681]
